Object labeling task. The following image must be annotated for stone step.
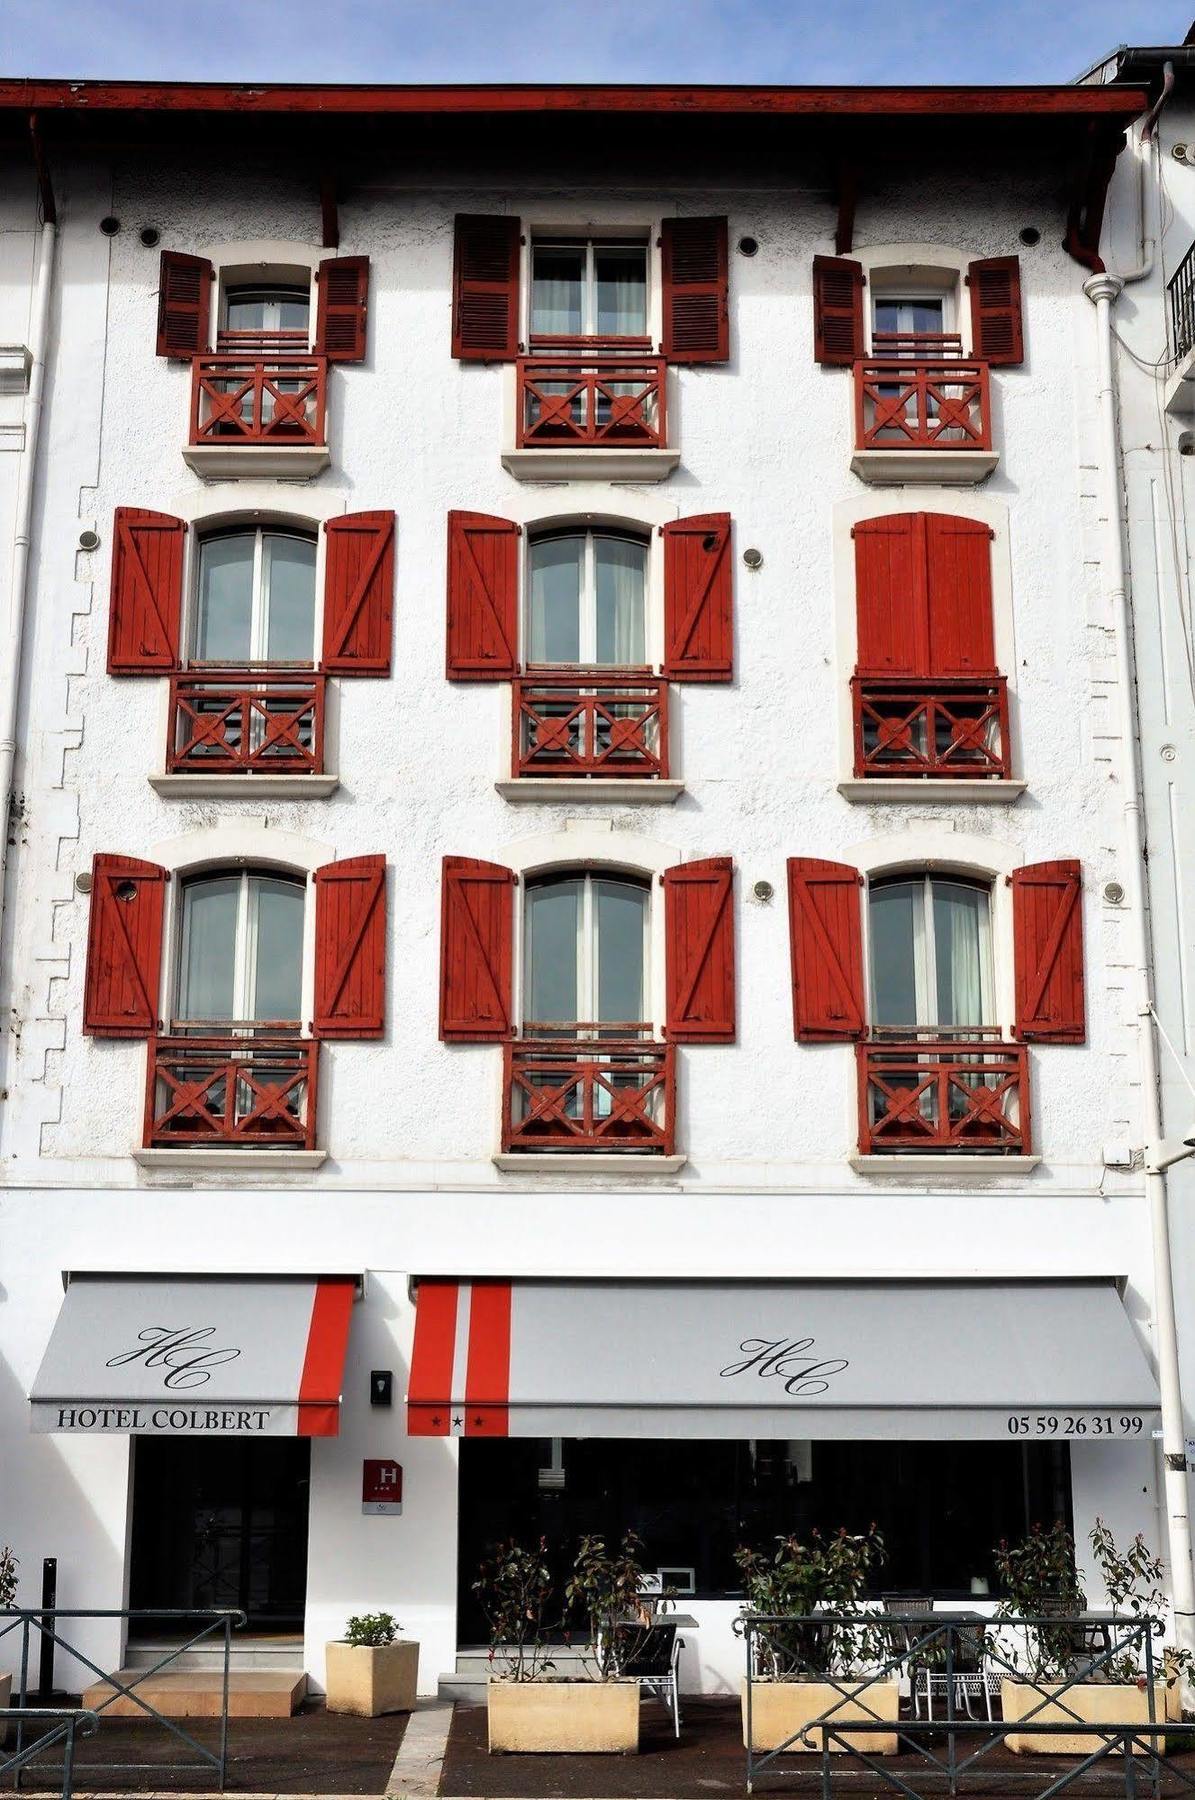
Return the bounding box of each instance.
[124,1639,303,1674]
[82,1668,307,1719]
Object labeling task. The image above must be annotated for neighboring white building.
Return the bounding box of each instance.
[0,77,1172,1702]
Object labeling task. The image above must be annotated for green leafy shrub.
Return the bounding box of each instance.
[0,1547,17,1611]
[734,1527,887,1677]
[473,1538,557,1682]
[343,1612,399,1648]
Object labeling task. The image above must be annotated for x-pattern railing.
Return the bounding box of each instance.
[0,1710,98,1799]
[855,357,991,451]
[513,674,668,779]
[516,354,667,448]
[145,1034,316,1149]
[167,673,325,775]
[190,353,327,444]
[852,676,1010,780]
[0,1607,244,1792]
[503,1026,675,1153]
[858,1034,1029,1155]
[744,1612,1178,1800]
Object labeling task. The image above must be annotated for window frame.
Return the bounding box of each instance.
[173,866,308,1032]
[525,230,654,348]
[213,263,317,351]
[864,260,964,354]
[188,523,320,671]
[524,525,652,672]
[866,871,996,1034]
[220,282,313,338]
[520,869,653,1033]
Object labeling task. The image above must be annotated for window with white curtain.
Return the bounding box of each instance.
[530,239,649,339]
[176,870,305,1028]
[527,530,647,668]
[868,874,994,1031]
[523,873,650,1031]
[193,528,317,666]
[222,284,311,336]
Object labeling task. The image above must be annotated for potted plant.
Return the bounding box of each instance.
[735,1527,898,1755]
[479,1533,650,1754]
[0,1547,17,1736]
[324,1612,419,1717]
[997,1520,1184,1754]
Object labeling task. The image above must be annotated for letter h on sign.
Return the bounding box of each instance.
[362,1458,402,1515]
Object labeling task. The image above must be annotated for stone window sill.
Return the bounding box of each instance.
[838,779,1026,805]
[850,448,999,487]
[493,1152,687,1175]
[149,773,340,799]
[495,778,684,804]
[501,448,680,483]
[849,1154,1041,1179]
[181,443,330,480]
[133,1147,327,1172]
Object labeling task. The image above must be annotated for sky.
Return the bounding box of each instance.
[2,0,1194,87]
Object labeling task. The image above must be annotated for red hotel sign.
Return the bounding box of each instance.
[362,1458,402,1514]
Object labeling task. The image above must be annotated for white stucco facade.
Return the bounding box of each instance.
[0,87,1176,1701]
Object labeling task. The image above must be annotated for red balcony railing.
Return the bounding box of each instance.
[167,673,325,776]
[145,1034,317,1150]
[515,354,667,449]
[854,352,991,452]
[851,675,1011,780]
[503,1026,675,1154]
[513,673,669,780]
[857,1031,1030,1155]
[189,353,327,446]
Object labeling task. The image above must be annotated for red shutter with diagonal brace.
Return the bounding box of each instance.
[315,255,369,363]
[1011,860,1085,1043]
[312,855,386,1040]
[813,255,864,366]
[107,507,185,674]
[925,514,997,676]
[321,512,394,675]
[968,256,1024,368]
[660,216,729,364]
[156,250,212,358]
[452,215,521,362]
[787,857,866,1042]
[662,514,733,682]
[663,858,735,1043]
[853,514,927,677]
[446,511,519,679]
[440,857,515,1042]
[83,855,167,1038]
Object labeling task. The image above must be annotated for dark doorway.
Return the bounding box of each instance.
[130,1437,310,1631]
[457,1437,1072,1643]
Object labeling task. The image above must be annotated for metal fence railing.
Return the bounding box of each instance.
[0,1606,245,1791]
[0,1710,98,1800]
[1169,240,1195,364]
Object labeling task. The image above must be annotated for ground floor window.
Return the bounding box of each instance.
[456,1437,1070,1641]
[129,1436,311,1632]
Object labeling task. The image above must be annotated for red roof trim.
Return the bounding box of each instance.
[2,79,1149,121]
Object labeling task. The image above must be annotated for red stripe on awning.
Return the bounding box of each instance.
[406,1280,459,1435]
[297,1278,356,1438]
[464,1281,512,1436]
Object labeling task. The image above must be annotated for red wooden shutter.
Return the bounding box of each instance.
[440,857,515,1042]
[155,251,212,358]
[853,514,927,676]
[1011,860,1085,1044]
[452,215,520,362]
[107,507,185,674]
[660,216,729,364]
[83,855,167,1038]
[662,514,733,682]
[968,256,1024,367]
[446,511,519,679]
[663,858,735,1043]
[925,515,997,675]
[321,511,394,675]
[812,255,864,366]
[316,255,369,363]
[312,855,386,1039]
[786,857,866,1042]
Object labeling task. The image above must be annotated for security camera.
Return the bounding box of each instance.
[1145,1133,1195,1173]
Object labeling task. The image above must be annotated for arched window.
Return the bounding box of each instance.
[527,529,648,668]
[176,870,306,1028]
[193,527,317,666]
[222,282,311,340]
[523,872,650,1030]
[868,874,994,1031]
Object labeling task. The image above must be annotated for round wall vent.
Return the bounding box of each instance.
[74,872,93,895]
[743,547,763,570]
[1103,880,1126,905]
[99,216,121,236]
[78,529,100,552]
[139,226,161,248]
[752,879,774,903]
[737,235,760,257]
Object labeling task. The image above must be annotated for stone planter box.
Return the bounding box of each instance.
[324,1640,419,1718]
[741,1677,901,1754]
[1001,1679,1170,1755]
[487,1678,640,1753]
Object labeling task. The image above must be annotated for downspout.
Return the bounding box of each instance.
[1,206,57,979]
[1084,266,1195,1658]
[1115,61,1173,288]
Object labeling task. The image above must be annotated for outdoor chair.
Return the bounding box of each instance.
[611,1620,683,1738]
[913,1618,1001,1721]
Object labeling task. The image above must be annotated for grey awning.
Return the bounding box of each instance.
[407,1277,1159,1441]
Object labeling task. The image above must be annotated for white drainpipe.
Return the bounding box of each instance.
[1085,268,1195,1656]
[1,215,56,950]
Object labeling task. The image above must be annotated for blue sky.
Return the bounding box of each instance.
[2,0,1193,85]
